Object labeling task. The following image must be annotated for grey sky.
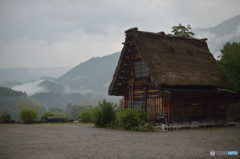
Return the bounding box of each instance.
[0,0,240,68]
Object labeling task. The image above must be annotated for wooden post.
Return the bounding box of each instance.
[160,93,163,116]
[169,93,172,124]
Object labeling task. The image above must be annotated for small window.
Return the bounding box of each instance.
[135,61,149,78]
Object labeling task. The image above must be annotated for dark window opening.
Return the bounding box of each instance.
[135,61,149,78]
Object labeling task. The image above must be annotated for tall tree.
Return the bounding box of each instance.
[217,42,240,91]
[171,24,195,37]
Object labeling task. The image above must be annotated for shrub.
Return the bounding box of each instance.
[20,108,38,123]
[144,123,155,132]
[0,113,2,121]
[41,111,55,120]
[234,114,240,122]
[78,108,92,123]
[1,112,12,122]
[91,99,117,127]
[41,111,69,120]
[117,108,146,130]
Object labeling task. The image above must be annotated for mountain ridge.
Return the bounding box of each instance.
[1,14,239,106]
[0,67,72,84]
[192,14,240,56]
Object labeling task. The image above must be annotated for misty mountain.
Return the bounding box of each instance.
[0,67,72,84]
[2,15,239,107]
[58,52,120,96]
[0,81,22,88]
[193,14,240,57]
[38,80,66,93]
[7,52,120,107]
[11,79,66,96]
[0,87,28,120]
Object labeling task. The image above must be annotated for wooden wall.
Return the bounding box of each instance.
[228,96,240,120]
[123,50,171,122]
[171,92,228,124]
[122,50,228,124]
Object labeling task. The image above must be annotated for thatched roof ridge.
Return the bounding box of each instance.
[108,28,229,96]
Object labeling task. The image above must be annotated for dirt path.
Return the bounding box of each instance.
[0,124,239,159]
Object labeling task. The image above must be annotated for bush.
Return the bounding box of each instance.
[91,99,117,127]
[1,112,12,122]
[234,114,240,122]
[41,111,69,120]
[20,108,38,123]
[144,123,155,132]
[117,108,146,130]
[78,108,92,123]
[41,111,55,120]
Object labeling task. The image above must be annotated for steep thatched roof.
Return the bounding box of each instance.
[109,28,229,96]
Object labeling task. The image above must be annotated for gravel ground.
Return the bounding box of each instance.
[0,124,239,159]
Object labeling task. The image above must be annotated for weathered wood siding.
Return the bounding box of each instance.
[171,92,227,124]
[228,96,240,120]
[122,50,228,124]
[123,51,170,121]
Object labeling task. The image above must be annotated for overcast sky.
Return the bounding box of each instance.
[0,0,240,68]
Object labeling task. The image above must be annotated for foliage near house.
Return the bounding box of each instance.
[91,99,117,127]
[77,108,93,123]
[171,24,195,37]
[217,42,240,91]
[117,108,146,130]
[234,114,240,121]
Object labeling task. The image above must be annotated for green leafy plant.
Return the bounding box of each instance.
[117,108,146,130]
[41,111,55,120]
[91,99,117,127]
[234,114,240,122]
[217,42,240,91]
[19,108,37,123]
[1,112,12,122]
[171,24,195,37]
[144,123,155,132]
[78,108,93,123]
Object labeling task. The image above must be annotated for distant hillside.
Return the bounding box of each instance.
[0,87,28,120]
[9,52,121,105]
[4,15,240,107]
[58,52,120,97]
[0,67,72,84]
[0,81,22,88]
[0,87,26,99]
[193,14,240,57]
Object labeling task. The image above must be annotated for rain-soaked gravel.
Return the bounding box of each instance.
[0,124,239,159]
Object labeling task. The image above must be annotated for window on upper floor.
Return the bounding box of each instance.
[135,61,149,78]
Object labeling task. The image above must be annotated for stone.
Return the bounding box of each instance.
[16,121,23,124]
[38,119,46,123]
[46,116,66,123]
[66,119,74,123]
